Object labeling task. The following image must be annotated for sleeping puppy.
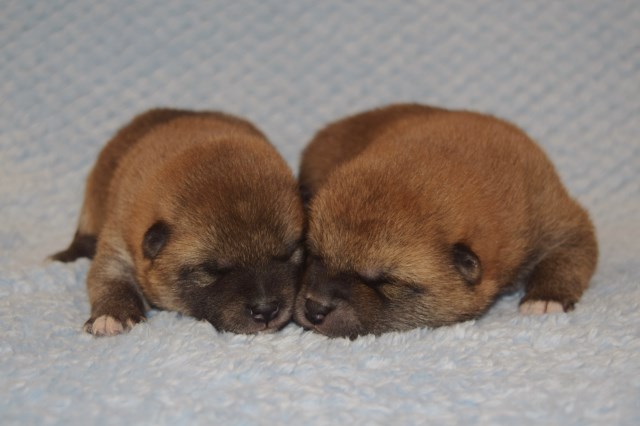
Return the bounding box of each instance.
[52,109,304,336]
[295,104,598,338]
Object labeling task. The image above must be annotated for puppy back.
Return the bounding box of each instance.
[299,104,446,195]
[85,109,263,233]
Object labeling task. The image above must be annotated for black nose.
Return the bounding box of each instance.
[304,299,334,325]
[249,302,280,323]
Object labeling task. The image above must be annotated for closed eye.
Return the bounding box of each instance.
[357,274,389,288]
[200,262,232,278]
[178,267,211,288]
[179,262,232,288]
[405,283,426,295]
[358,273,426,296]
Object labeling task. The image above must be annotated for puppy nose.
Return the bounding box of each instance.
[249,302,280,323]
[304,298,334,325]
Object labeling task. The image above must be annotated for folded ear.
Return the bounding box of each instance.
[143,221,171,259]
[452,243,482,285]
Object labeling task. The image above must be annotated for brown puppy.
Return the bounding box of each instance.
[295,104,598,338]
[52,109,305,336]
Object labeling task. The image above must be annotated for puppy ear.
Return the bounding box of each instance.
[452,243,482,285]
[143,221,171,259]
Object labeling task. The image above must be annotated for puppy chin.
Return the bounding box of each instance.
[293,301,363,339]
[213,305,293,334]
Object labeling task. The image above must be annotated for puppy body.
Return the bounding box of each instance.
[296,104,597,338]
[53,109,305,336]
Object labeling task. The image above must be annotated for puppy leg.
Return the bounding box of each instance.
[520,224,597,314]
[84,244,146,336]
[50,231,97,262]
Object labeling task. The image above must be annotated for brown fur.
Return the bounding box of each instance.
[294,104,598,338]
[52,109,305,336]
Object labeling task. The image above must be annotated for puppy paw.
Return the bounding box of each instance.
[519,300,565,315]
[84,314,142,337]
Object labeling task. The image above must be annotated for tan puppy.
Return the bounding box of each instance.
[52,109,305,336]
[295,104,598,338]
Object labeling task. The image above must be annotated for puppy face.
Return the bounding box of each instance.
[294,166,501,338]
[136,145,305,333]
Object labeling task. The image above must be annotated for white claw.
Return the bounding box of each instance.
[519,300,564,315]
[86,315,126,336]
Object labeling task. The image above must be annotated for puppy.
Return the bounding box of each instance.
[295,104,598,338]
[52,109,304,336]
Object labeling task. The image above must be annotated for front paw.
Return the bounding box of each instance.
[84,312,144,337]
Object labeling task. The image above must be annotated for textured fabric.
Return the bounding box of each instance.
[1,1,639,424]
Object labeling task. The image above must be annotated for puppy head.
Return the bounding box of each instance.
[293,163,501,338]
[136,142,305,333]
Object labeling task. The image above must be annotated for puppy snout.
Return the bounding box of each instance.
[304,298,335,325]
[249,301,280,324]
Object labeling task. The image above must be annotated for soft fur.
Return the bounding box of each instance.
[295,104,598,338]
